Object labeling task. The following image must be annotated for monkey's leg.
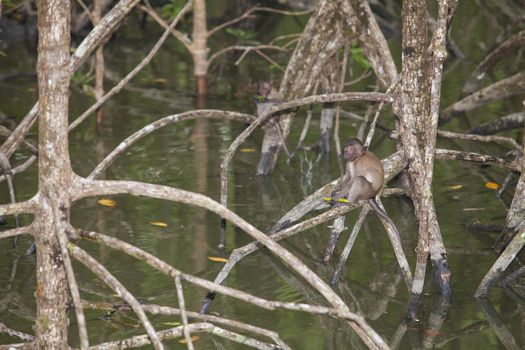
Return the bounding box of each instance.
[324,177,374,262]
[345,176,374,202]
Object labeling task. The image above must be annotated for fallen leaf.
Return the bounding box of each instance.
[447,185,463,190]
[463,208,486,212]
[150,78,168,84]
[484,182,499,190]
[208,256,228,263]
[163,321,181,326]
[240,148,256,153]
[179,336,199,344]
[150,221,168,227]
[98,199,116,208]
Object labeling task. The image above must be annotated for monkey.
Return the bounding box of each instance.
[330,138,399,233]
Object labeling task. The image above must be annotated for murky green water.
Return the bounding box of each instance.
[1,1,525,349]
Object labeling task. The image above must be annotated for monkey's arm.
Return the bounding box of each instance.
[331,175,354,202]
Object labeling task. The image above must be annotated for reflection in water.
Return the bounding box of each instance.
[1,0,525,348]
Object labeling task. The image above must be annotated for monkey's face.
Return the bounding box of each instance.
[343,139,364,161]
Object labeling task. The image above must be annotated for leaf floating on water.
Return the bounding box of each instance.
[98,199,117,208]
[150,78,168,84]
[150,221,168,227]
[163,321,181,326]
[208,256,228,263]
[179,335,199,344]
[484,182,499,190]
[463,207,486,212]
[240,148,256,153]
[447,185,463,190]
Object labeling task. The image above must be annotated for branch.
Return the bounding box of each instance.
[56,226,89,349]
[208,45,287,66]
[0,225,33,240]
[83,300,291,350]
[87,110,255,179]
[0,198,37,216]
[138,3,192,51]
[0,156,36,184]
[220,91,394,212]
[437,130,521,152]
[435,148,521,172]
[89,322,277,350]
[174,275,194,350]
[0,0,141,158]
[440,71,525,125]
[0,322,34,342]
[69,0,193,131]
[463,29,525,95]
[71,178,388,349]
[68,244,165,350]
[207,5,258,37]
[468,112,525,135]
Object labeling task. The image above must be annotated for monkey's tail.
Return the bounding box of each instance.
[368,198,399,237]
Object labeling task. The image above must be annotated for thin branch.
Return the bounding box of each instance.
[73,0,96,26]
[332,206,370,284]
[440,71,525,125]
[220,91,394,222]
[174,275,194,350]
[463,29,525,95]
[138,3,192,51]
[0,226,32,240]
[70,0,193,131]
[208,45,286,66]
[68,244,165,350]
[76,228,382,326]
[0,322,34,342]
[437,130,521,152]
[0,198,37,216]
[56,227,89,349]
[435,148,520,172]
[207,5,258,37]
[88,110,255,179]
[0,156,36,183]
[89,322,278,350]
[0,0,141,159]
[364,77,400,148]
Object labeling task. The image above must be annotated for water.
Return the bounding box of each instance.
[1,1,524,349]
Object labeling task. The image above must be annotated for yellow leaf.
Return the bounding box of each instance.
[240,148,256,153]
[208,256,228,263]
[98,199,116,208]
[163,321,181,326]
[447,185,463,190]
[150,78,168,84]
[149,221,168,227]
[484,182,499,190]
[179,336,199,344]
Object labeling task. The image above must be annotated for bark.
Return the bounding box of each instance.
[34,0,72,347]
[395,0,454,313]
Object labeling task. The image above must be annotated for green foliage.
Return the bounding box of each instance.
[350,45,372,69]
[160,0,185,20]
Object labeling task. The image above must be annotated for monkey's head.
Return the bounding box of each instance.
[343,138,366,161]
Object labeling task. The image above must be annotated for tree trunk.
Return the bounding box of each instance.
[192,0,208,95]
[34,0,73,347]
